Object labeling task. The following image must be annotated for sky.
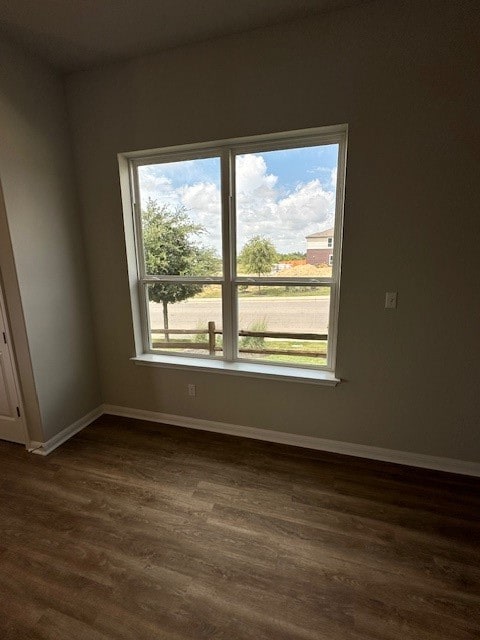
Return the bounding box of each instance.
[138,143,339,255]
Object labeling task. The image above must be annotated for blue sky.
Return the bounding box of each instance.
[138,143,338,254]
[258,144,338,192]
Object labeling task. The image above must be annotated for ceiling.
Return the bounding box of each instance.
[0,0,370,72]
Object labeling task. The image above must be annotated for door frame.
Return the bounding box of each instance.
[0,275,29,446]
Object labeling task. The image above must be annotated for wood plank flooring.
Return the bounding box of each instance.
[0,414,479,639]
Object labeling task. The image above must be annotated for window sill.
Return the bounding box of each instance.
[131,354,340,386]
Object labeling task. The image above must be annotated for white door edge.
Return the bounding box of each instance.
[0,279,28,445]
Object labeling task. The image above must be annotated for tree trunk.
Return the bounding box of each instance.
[163,301,170,342]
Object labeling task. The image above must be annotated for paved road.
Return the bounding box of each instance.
[150,296,330,333]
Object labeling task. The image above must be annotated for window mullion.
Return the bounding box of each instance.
[230,149,239,362]
[221,149,234,361]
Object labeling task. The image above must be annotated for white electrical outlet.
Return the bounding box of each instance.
[187,383,196,397]
[385,291,398,309]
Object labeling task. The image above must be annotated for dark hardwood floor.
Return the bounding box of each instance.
[0,414,479,639]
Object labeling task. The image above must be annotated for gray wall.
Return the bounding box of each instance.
[66,0,480,462]
[0,38,100,441]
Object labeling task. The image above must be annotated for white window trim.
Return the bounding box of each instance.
[119,124,347,385]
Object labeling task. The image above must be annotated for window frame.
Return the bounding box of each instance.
[122,124,347,379]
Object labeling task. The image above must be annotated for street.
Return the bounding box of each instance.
[149,296,330,333]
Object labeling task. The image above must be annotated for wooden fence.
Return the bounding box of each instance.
[152,322,327,357]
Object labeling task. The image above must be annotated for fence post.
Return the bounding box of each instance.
[208,321,215,356]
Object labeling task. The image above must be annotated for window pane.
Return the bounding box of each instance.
[236,144,339,278]
[138,157,222,277]
[236,285,330,367]
[148,284,223,356]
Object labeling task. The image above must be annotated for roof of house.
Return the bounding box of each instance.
[306,228,334,239]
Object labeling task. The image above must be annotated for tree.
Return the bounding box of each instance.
[277,251,306,262]
[238,236,278,287]
[142,198,219,339]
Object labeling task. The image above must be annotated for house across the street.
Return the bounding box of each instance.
[305,228,334,266]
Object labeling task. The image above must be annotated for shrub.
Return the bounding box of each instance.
[194,321,207,344]
[239,318,267,351]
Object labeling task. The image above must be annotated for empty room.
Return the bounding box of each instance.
[0,1,479,638]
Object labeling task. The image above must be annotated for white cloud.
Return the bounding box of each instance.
[180,181,222,247]
[235,155,335,252]
[139,154,336,254]
[180,182,221,225]
[272,180,335,247]
[236,154,278,196]
[138,168,176,205]
[139,166,222,248]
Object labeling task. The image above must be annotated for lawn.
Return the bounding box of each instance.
[152,335,327,367]
[196,285,330,298]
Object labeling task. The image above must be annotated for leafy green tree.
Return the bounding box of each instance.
[142,198,219,339]
[238,236,278,290]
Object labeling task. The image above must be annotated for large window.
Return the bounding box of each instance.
[126,126,346,378]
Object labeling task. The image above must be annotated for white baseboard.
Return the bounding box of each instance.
[26,402,480,477]
[102,404,480,478]
[28,406,103,456]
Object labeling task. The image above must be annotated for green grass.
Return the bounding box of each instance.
[239,339,327,367]
[263,354,327,366]
[196,286,330,299]
[152,336,327,366]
